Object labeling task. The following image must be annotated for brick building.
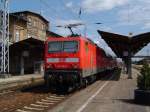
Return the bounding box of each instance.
[9,11,49,43]
[9,11,60,75]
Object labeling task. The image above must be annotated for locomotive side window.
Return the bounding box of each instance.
[48,42,62,53]
[64,41,78,52]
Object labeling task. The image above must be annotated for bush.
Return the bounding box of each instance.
[137,62,150,90]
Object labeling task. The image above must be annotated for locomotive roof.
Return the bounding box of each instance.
[47,36,99,47]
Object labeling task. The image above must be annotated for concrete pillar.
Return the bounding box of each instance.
[124,51,132,78]
[20,55,24,75]
[127,57,132,79]
[127,48,132,78]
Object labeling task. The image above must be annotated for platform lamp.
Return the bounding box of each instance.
[129,32,133,37]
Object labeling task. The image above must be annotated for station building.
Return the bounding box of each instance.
[9,11,60,75]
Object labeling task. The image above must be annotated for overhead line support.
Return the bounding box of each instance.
[0,0,9,77]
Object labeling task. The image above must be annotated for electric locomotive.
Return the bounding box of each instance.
[44,36,117,91]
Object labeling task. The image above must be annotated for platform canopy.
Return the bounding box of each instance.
[98,30,150,58]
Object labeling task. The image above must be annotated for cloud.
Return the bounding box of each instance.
[142,23,150,29]
[95,39,107,48]
[82,0,130,13]
[135,44,150,56]
[55,28,70,36]
[117,0,150,29]
[54,19,83,26]
[66,2,73,8]
[63,1,80,15]
[105,46,116,56]
[100,26,112,32]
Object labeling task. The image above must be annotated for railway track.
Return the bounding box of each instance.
[0,70,119,112]
[16,94,66,112]
[0,90,15,96]
[0,85,70,112]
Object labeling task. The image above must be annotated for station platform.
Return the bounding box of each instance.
[49,69,150,112]
[0,74,44,91]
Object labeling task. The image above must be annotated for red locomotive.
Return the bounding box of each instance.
[44,36,117,91]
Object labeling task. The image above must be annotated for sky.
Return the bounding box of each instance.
[10,0,150,58]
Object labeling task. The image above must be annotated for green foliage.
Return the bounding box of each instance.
[137,63,150,90]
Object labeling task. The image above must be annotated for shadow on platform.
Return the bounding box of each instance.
[98,68,121,81]
[114,98,150,106]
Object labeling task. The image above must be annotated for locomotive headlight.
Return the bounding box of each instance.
[47,65,50,69]
[47,64,53,69]
[73,64,79,68]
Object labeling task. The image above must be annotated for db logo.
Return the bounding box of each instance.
[59,58,65,62]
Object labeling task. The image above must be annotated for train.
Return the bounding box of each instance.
[44,36,118,91]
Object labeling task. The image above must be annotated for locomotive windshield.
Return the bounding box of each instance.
[48,41,78,53]
[48,41,62,52]
[64,41,78,52]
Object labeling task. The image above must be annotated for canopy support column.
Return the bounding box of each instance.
[127,49,132,79]
[127,57,132,79]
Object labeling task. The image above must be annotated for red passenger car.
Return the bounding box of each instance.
[44,36,117,90]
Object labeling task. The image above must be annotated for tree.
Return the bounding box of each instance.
[137,62,150,90]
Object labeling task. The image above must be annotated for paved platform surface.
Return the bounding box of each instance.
[0,74,44,91]
[49,69,150,112]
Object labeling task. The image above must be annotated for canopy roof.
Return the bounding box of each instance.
[98,30,150,58]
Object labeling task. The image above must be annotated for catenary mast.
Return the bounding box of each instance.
[0,0,9,77]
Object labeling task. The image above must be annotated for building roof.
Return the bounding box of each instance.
[9,13,28,22]
[98,30,150,58]
[10,37,44,51]
[10,11,49,23]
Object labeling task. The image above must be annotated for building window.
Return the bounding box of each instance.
[33,20,36,27]
[15,30,20,42]
[27,34,31,38]
[20,14,24,18]
[42,23,45,30]
[28,17,32,26]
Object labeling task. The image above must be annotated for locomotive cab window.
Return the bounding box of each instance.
[48,41,62,53]
[48,41,78,53]
[64,41,78,52]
